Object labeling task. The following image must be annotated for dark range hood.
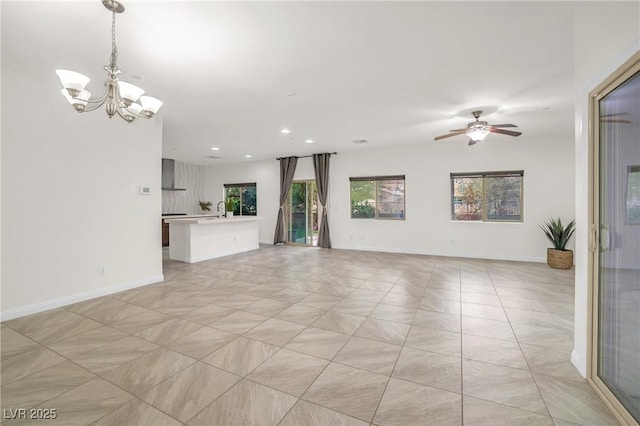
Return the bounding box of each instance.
[161,158,187,191]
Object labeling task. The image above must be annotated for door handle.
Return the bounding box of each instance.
[589,225,598,252]
[600,225,611,252]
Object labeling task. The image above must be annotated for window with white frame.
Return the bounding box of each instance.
[450,171,523,222]
[224,182,257,216]
[350,175,405,220]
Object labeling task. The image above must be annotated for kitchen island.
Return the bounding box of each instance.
[164,216,260,263]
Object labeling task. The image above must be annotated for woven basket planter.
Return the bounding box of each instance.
[547,248,573,269]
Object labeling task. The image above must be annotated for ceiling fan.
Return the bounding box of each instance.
[434,110,522,146]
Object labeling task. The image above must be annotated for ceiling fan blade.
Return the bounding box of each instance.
[488,124,517,128]
[601,112,630,117]
[490,128,522,137]
[448,128,467,132]
[434,129,467,141]
[468,139,478,146]
[601,118,632,124]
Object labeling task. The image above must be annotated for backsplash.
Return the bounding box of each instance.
[162,161,205,214]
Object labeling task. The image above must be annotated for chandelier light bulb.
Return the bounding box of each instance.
[55,1,162,123]
[139,96,164,117]
[117,81,145,106]
[126,102,142,115]
[61,89,91,112]
[56,70,90,97]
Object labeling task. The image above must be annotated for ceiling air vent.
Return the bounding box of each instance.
[352,139,368,144]
[207,155,222,159]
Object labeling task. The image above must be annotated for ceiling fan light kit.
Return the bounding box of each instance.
[55,0,163,123]
[465,124,491,142]
[434,110,522,145]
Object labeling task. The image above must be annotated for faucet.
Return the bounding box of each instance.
[216,201,226,217]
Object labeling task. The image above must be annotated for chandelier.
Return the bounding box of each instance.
[56,0,163,123]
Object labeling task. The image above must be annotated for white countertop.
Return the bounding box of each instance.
[164,216,261,225]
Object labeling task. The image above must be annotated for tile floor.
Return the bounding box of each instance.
[1,245,619,425]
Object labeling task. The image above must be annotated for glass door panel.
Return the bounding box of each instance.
[286,180,318,246]
[597,67,640,422]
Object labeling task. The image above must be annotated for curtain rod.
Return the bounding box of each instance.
[276,152,337,161]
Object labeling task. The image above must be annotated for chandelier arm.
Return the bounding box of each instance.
[125,109,151,119]
[115,107,135,123]
[73,90,109,105]
[81,96,109,113]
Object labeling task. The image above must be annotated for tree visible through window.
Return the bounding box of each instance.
[224,183,257,216]
[451,171,523,222]
[350,176,405,220]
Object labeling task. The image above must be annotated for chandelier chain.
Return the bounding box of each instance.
[110,6,118,69]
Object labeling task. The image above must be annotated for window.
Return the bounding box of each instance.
[451,171,523,222]
[224,183,257,216]
[350,175,405,220]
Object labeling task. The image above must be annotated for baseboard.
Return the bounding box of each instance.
[0,274,164,322]
[259,239,274,245]
[330,244,547,263]
[571,348,587,378]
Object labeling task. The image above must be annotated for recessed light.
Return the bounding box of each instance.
[244,154,252,158]
[280,128,290,134]
[211,147,220,151]
[305,139,314,144]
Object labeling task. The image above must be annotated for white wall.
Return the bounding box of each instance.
[162,161,206,215]
[1,67,164,320]
[205,128,574,261]
[330,139,574,260]
[572,2,640,377]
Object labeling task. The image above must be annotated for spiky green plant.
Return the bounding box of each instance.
[540,217,576,251]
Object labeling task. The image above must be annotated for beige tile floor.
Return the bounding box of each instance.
[1,245,619,425]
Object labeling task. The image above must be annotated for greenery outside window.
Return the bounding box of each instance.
[224,183,257,216]
[451,171,523,222]
[627,165,640,224]
[350,175,405,220]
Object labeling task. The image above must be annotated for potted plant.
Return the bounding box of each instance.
[225,198,236,217]
[540,217,576,269]
[198,201,212,214]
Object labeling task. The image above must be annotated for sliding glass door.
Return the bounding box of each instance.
[590,53,640,424]
[285,180,318,246]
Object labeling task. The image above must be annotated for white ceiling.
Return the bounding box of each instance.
[2,1,579,164]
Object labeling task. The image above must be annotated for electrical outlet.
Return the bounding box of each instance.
[98,265,108,275]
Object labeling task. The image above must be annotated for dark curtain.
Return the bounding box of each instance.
[273,156,298,244]
[313,153,332,248]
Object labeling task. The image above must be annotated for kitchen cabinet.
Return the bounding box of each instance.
[162,220,170,247]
